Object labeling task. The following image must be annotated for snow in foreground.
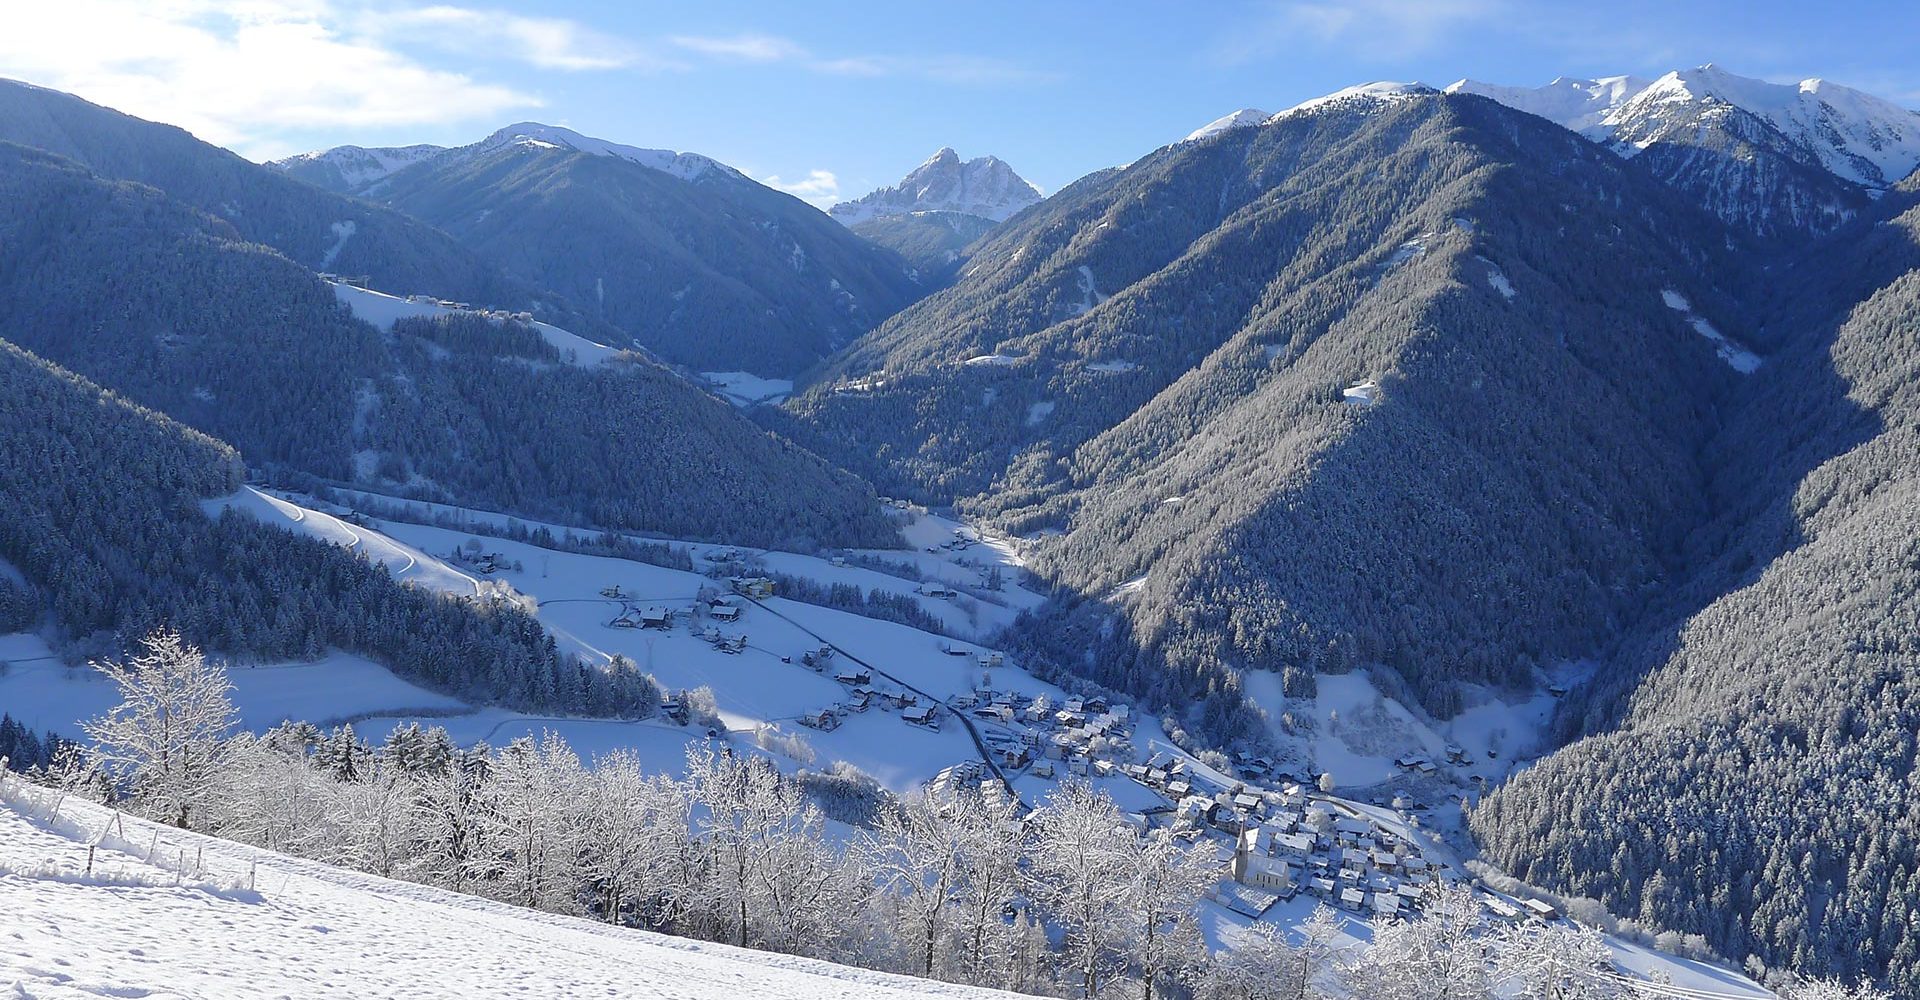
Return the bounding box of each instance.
[0,776,1014,1000]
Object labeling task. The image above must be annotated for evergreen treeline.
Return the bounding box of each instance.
[392,312,561,363]
[1469,200,1920,995]
[0,142,897,551]
[0,338,656,717]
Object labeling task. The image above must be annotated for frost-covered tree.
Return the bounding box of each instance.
[1491,921,1622,1000]
[1344,883,1492,1000]
[1123,827,1217,1000]
[1196,921,1307,1000]
[83,630,237,828]
[1029,782,1135,998]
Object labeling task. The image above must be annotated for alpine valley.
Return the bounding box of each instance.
[2,50,1919,1000]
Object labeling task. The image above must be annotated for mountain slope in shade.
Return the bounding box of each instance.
[356,123,923,377]
[0,80,611,338]
[1471,193,1920,996]
[830,148,1042,225]
[1449,65,1920,238]
[0,141,897,549]
[774,89,1753,728]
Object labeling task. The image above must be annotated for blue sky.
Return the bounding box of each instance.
[4,1,1917,207]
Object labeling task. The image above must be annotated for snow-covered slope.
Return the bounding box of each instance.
[1181,83,1434,145]
[1276,81,1437,120]
[470,121,739,182]
[269,143,446,193]
[1449,65,1920,237]
[1184,107,1271,143]
[1452,66,1920,188]
[272,123,739,196]
[0,776,1016,1000]
[831,148,1042,225]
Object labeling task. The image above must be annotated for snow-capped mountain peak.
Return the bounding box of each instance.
[475,122,738,182]
[1276,81,1437,120]
[1183,107,1272,143]
[268,143,446,191]
[1451,65,1920,189]
[1446,75,1651,134]
[830,148,1042,225]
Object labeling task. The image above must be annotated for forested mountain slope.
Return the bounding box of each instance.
[1469,194,1920,996]
[0,338,654,713]
[0,81,608,337]
[774,90,1755,723]
[0,143,895,549]
[358,124,924,377]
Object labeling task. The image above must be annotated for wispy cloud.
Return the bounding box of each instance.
[669,33,807,63]
[761,169,841,209]
[1213,0,1505,65]
[365,5,661,71]
[671,33,1053,85]
[0,1,651,159]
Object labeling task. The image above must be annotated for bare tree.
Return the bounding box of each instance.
[83,629,237,828]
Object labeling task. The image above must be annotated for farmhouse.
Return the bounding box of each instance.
[729,576,775,599]
[902,705,938,728]
[640,607,672,629]
[709,602,743,623]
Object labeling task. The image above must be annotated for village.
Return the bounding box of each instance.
[436,525,1572,939]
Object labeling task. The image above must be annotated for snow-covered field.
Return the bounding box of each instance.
[330,281,619,366]
[0,776,1017,1000]
[701,370,794,407]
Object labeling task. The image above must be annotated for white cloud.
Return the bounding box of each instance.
[376,6,658,71]
[0,1,645,159]
[762,169,840,209]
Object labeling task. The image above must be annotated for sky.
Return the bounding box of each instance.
[3,0,1918,208]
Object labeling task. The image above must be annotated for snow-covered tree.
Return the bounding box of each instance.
[1123,826,1217,1000]
[870,792,969,978]
[83,630,237,828]
[1491,921,1623,1000]
[1196,920,1306,1000]
[1029,782,1135,998]
[1344,882,1492,1000]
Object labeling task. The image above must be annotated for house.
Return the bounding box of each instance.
[661,699,688,725]
[1519,898,1560,922]
[1232,792,1263,814]
[995,745,1029,768]
[640,607,672,630]
[1339,887,1367,911]
[710,603,743,623]
[1276,831,1316,859]
[1310,877,1336,898]
[1371,892,1402,920]
[1093,760,1116,777]
[1210,881,1286,918]
[918,582,958,599]
[1032,762,1055,779]
[1444,744,1468,763]
[902,705,938,728]
[1482,896,1524,923]
[976,651,1004,667]
[729,576,775,599]
[834,668,872,686]
[799,709,840,731]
